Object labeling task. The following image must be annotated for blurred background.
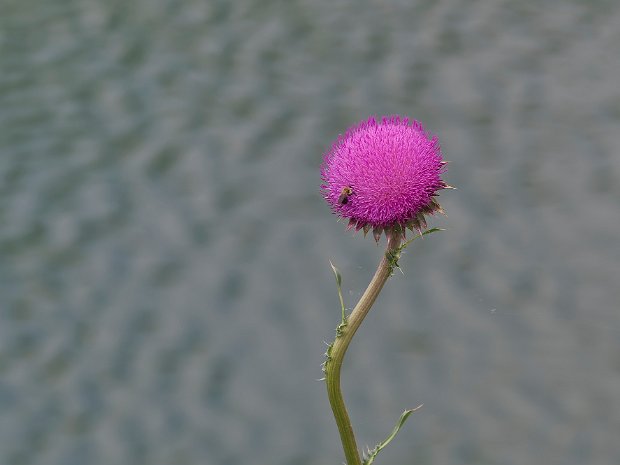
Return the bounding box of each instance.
[1,1,619,464]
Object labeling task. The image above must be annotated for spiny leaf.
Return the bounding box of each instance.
[329,260,342,287]
[400,227,444,251]
[363,405,423,465]
[387,227,444,276]
[393,227,444,264]
[329,260,347,327]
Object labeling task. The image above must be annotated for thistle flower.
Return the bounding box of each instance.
[321,115,449,241]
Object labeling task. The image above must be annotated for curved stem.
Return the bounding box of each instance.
[325,234,402,465]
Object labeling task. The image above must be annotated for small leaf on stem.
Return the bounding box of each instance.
[329,260,347,327]
[329,260,342,287]
[363,405,423,465]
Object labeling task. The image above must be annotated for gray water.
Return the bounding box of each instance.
[1,1,620,464]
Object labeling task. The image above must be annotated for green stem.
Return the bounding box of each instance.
[325,234,402,465]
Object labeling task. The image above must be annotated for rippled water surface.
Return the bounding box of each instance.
[1,1,620,464]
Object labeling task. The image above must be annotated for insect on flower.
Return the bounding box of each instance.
[321,116,448,241]
[338,186,354,205]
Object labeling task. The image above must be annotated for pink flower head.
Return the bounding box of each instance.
[321,116,449,241]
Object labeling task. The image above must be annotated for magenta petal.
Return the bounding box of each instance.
[321,115,447,236]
